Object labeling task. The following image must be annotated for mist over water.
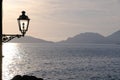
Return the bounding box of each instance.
[3,43,120,80]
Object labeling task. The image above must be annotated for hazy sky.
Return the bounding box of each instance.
[3,0,120,41]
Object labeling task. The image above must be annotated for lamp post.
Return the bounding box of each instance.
[0,1,3,80]
[0,1,30,80]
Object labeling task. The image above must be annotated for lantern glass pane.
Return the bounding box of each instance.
[20,20,28,31]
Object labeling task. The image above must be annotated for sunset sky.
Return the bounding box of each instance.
[3,0,120,41]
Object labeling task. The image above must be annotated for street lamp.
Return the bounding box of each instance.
[18,11,30,36]
[3,11,30,42]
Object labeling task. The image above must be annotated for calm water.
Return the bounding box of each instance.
[2,43,120,80]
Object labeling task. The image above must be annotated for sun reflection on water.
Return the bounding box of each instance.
[3,43,20,80]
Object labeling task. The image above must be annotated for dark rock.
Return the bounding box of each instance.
[11,75,43,80]
[11,75,22,80]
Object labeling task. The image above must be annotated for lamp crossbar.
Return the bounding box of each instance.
[2,34,23,43]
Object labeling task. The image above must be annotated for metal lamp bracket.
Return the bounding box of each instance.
[2,34,23,43]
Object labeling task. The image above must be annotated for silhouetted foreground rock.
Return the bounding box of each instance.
[11,75,44,80]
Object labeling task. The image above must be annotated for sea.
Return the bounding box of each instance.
[2,43,120,80]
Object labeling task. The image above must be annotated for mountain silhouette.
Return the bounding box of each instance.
[60,30,120,44]
[9,36,53,43]
[107,30,120,43]
[9,30,120,44]
[60,32,107,43]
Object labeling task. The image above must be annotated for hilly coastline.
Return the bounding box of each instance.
[60,32,107,43]
[107,30,120,43]
[60,30,120,44]
[9,30,120,44]
[9,36,53,43]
